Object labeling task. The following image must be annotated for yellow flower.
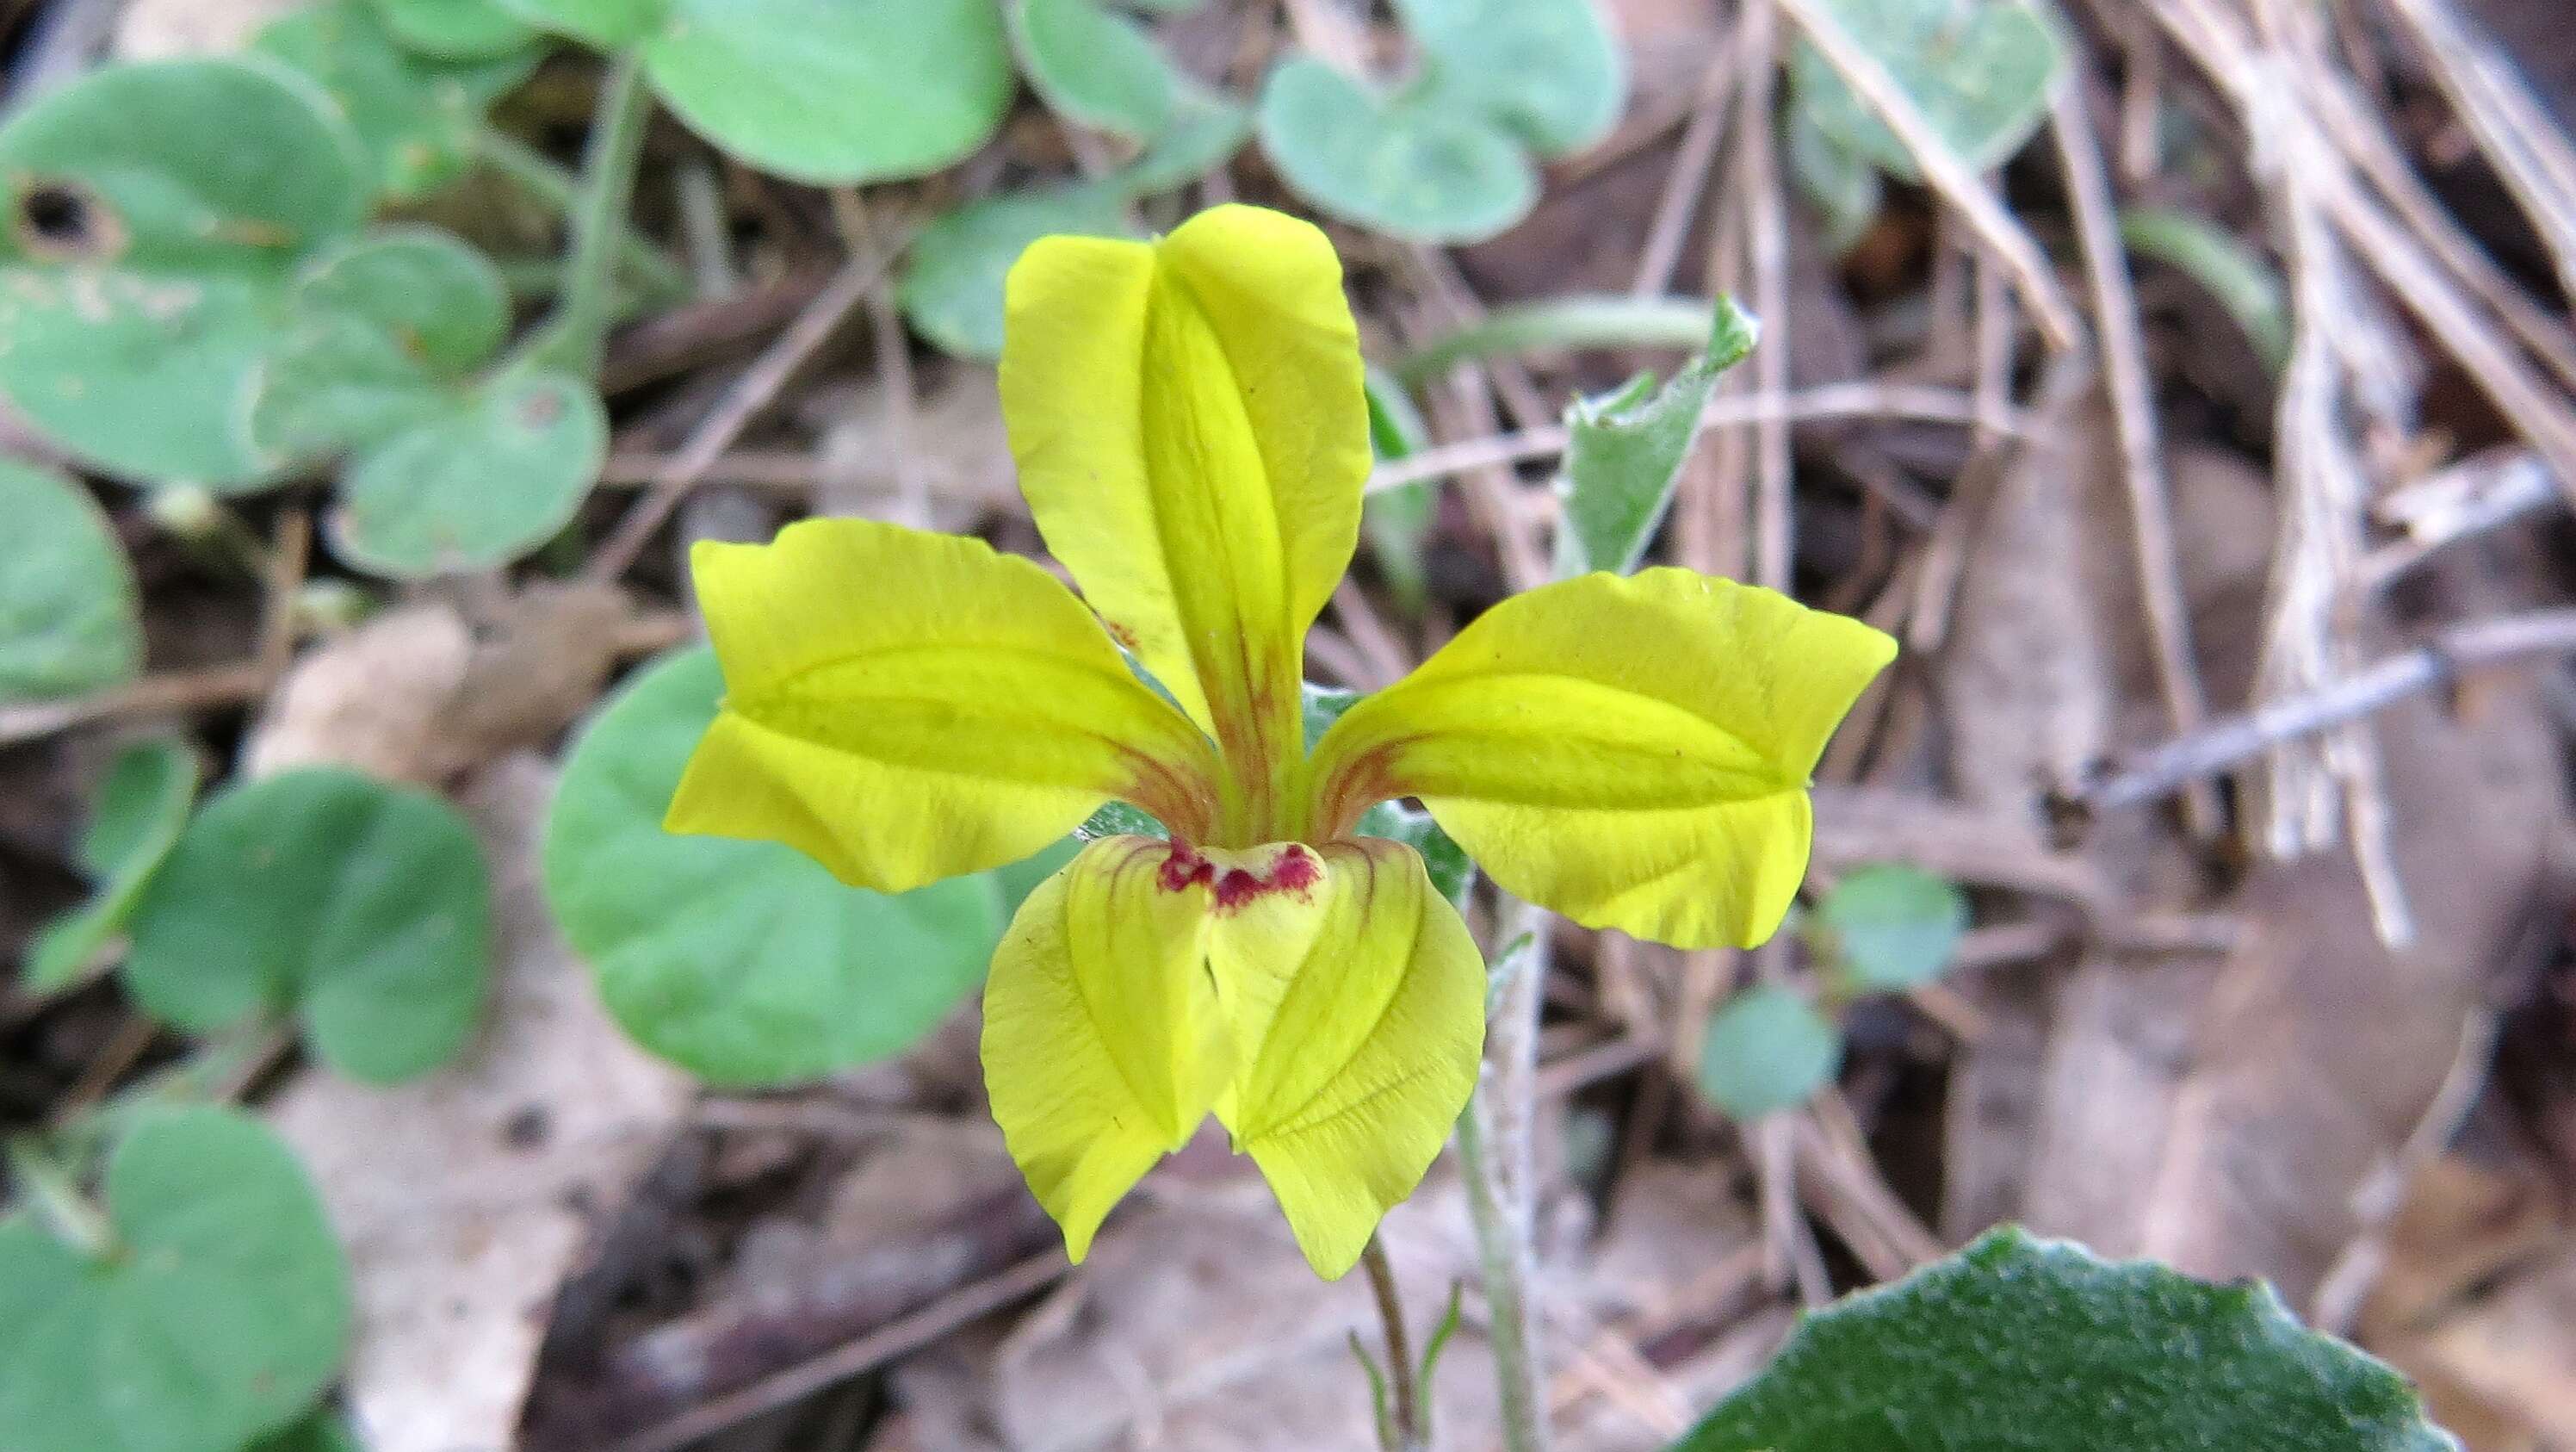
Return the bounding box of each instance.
[665,205,1895,1278]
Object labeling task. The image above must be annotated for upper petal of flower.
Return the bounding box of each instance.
[999,204,1371,841]
[667,518,1221,892]
[1303,569,1897,949]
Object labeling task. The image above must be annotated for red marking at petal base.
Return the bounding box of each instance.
[1211,844,1322,911]
[1158,845,1214,893]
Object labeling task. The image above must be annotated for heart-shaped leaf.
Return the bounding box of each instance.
[327,368,606,579]
[1395,0,1624,156]
[252,228,514,457]
[0,60,368,489]
[1557,295,1757,576]
[1257,57,1536,243]
[1788,0,2062,182]
[372,0,540,58]
[1012,0,1175,140]
[256,0,537,202]
[121,766,494,1083]
[1815,861,1967,994]
[1675,1227,2456,1452]
[897,182,1132,359]
[0,1107,352,1452]
[22,740,200,996]
[1696,984,1842,1120]
[1114,76,1253,195]
[542,647,1009,1086]
[0,458,140,703]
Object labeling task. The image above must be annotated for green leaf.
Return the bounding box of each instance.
[121,766,494,1083]
[1674,1226,2458,1452]
[251,1410,366,1452]
[543,648,1008,1085]
[1788,0,2062,183]
[22,740,200,996]
[2119,205,2292,373]
[1112,78,1252,195]
[256,0,536,202]
[1362,367,1435,612]
[1695,984,1841,1119]
[1556,295,1757,576]
[327,368,607,580]
[637,0,1014,184]
[1784,101,1883,255]
[896,182,1132,359]
[0,1107,352,1452]
[498,0,666,47]
[0,458,141,702]
[251,228,516,457]
[1816,862,1967,995]
[300,229,513,377]
[0,59,368,489]
[372,0,540,58]
[1256,57,1536,244]
[1011,0,1175,140]
[1394,0,1624,156]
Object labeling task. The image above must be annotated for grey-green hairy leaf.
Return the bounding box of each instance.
[0,458,141,703]
[1257,58,1536,244]
[1789,0,2061,182]
[1673,1227,2458,1452]
[0,59,368,489]
[1695,984,1841,1119]
[22,740,200,996]
[1395,0,1624,156]
[121,766,493,1083]
[0,1107,352,1452]
[543,648,1007,1085]
[1816,861,1967,994]
[1557,296,1757,576]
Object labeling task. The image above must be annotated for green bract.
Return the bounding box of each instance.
[1011,0,1176,140]
[1815,862,1968,994]
[1257,59,1535,244]
[1675,1227,2457,1452]
[1789,0,2062,182]
[22,740,200,996]
[255,0,537,202]
[0,1108,352,1452]
[542,647,1009,1085]
[505,0,1014,184]
[121,766,495,1084]
[250,229,607,579]
[0,458,140,702]
[1696,984,1842,1119]
[0,59,367,489]
[1557,297,1757,576]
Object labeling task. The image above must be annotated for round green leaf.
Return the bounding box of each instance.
[639,0,1013,184]
[372,0,541,58]
[22,739,200,996]
[1113,77,1252,195]
[1012,0,1175,140]
[897,183,1132,359]
[1696,984,1842,1120]
[0,60,368,488]
[121,766,493,1083]
[253,229,514,458]
[328,369,606,580]
[543,647,1008,1086]
[498,0,666,47]
[0,458,140,702]
[1257,58,1537,243]
[294,229,511,374]
[1788,0,2062,182]
[1675,1227,2455,1452]
[1817,862,1968,994]
[1394,0,1625,156]
[0,1107,352,1452]
[256,0,537,202]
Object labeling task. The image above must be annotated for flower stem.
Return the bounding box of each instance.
[1359,1233,1430,1451]
[523,47,653,378]
[1458,896,1555,1452]
[5,1139,117,1262]
[478,125,693,306]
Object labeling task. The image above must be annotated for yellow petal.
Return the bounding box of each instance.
[667,518,1220,892]
[981,836,1227,1262]
[1209,839,1485,1279]
[1304,570,1896,949]
[999,205,1371,842]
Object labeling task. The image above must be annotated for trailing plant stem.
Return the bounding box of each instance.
[1359,1234,1429,1451]
[478,127,692,304]
[1458,896,1555,1452]
[528,48,653,377]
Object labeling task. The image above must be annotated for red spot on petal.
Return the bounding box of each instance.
[1158,845,1214,893]
[1210,844,1321,912]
